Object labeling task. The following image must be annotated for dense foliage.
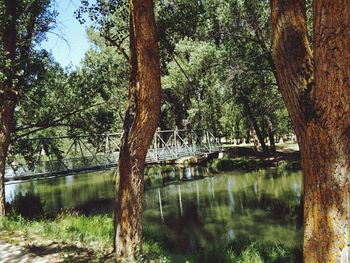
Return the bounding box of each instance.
[73,0,293,153]
[8,0,295,162]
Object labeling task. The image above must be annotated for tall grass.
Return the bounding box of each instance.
[0,212,113,251]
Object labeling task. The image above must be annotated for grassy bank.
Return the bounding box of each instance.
[209,157,301,173]
[207,144,301,173]
[0,213,302,262]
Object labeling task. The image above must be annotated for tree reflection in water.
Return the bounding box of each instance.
[6,166,302,253]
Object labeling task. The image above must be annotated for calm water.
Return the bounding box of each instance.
[5,166,303,252]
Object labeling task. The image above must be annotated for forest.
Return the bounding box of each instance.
[0,0,349,263]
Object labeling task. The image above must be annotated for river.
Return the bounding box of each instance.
[5,165,303,253]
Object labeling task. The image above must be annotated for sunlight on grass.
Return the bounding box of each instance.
[0,213,301,262]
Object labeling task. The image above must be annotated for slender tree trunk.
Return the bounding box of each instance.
[241,95,269,153]
[270,0,349,262]
[0,0,17,217]
[267,119,276,153]
[251,128,259,152]
[0,102,15,216]
[114,0,161,261]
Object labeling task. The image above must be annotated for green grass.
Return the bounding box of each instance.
[0,212,113,251]
[0,213,301,262]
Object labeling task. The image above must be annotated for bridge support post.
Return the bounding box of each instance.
[105,134,109,154]
[206,130,212,153]
[105,134,110,167]
[154,129,159,162]
[190,129,195,154]
[174,127,179,157]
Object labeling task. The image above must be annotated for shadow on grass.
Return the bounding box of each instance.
[142,226,303,263]
[27,242,114,262]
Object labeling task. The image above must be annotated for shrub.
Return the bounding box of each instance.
[278,161,302,172]
[210,158,263,172]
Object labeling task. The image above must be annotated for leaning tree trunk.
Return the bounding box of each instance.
[114,0,161,261]
[270,0,349,262]
[241,95,269,153]
[0,0,17,216]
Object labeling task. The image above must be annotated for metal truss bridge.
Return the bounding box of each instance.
[5,128,222,181]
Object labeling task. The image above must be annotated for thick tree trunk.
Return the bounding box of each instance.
[303,1,350,261]
[299,126,349,262]
[114,0,161,261]
[271,0,349,262]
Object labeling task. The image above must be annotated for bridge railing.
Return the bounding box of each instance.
[5,129,222,179]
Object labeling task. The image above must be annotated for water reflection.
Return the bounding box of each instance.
[143,168,303,252]
[5,166,303,252]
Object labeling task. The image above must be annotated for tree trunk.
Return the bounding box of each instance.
[270,0,349,262]
[251,128,259,152]
[299,125,349,262]
[0,102,15,216]
[114,0,161,261]
[267,119,276,153]
[0,0,17,216]
[241,95,269,153]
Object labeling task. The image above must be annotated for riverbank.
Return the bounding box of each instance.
[0,213,302,262]
[200,143,301,172]
[222,143,300,164]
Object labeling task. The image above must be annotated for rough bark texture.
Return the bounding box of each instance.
[114,0,161,261]
[0,0,17,216]
[270,0,350,262]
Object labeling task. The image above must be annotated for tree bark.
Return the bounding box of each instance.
[0,0,17,216]
[0,101,15,216]
[114,0,161,261]
[270,0,349,262]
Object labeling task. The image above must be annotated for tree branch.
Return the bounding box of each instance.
[104,34,130,61]
[13,102,105,140]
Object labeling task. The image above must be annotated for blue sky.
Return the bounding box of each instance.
[41,0,91,68]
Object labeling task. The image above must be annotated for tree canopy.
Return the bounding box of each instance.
[0,0,349,262]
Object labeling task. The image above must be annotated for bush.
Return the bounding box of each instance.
[210,158,263,172]
[278,161,302,172]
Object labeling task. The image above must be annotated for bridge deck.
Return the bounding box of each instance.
[5,129,222,182]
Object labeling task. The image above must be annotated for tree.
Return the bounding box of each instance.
[0,0,16,216]
[270,0,349,262]
[216,0,285,151]
[0,0,55,216]
[158,0,291,151]
[7,51,123,167]
[162,39,223,131]
[114,0,161,260]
